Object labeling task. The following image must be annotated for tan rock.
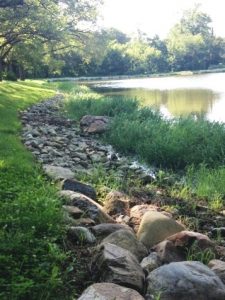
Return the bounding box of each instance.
[137,211,184,249]
[208,259,225,284]
[59,190,115,224]
[78,283,145,300]
[103,191,130,216]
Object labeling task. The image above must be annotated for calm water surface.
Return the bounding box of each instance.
[90,73,225,122]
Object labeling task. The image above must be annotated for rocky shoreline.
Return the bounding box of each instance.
[20,95,225,299]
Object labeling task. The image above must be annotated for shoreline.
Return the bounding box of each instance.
[47,68,225,83]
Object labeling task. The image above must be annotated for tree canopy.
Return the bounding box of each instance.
[0,3,225,79]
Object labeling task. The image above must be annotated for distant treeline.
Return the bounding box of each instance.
[1,3,225,80]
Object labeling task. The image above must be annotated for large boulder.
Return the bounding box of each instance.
[152,230,216,263]
[100,229,148,261]
[208,259,225,284]
[137,211,184,249]
[146,261,225,300]
[80,115,111,134]
[59,190,114,224]
[92,243,145,293]
[78,283,145,300]
[60,178,97,200]
[91,223,134,239]
[103,191,130,216]
[43,165,74,180]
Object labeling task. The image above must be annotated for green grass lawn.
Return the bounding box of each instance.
[0,81,70,299]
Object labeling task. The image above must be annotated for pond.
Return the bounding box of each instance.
[90,72,225,122]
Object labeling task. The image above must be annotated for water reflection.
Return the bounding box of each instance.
[90,73,225,122]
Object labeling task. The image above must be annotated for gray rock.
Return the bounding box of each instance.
[43,165,74,180]
[104,191,130,216]
[140,252,162,274]
[62,205,84,219]
[208,259,225,284]
[59,190,114,224]
[60,178,97,200]
[68,226,96,244]
[146,261,225,300]
[78,283,145,300]
[80,115,111,134]
[92,243,145,293]
[137,211,185,249]
[101,229,148,261]
[91,223,134,239]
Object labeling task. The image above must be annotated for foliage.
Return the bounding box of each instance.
[0,81,71,299]
[0,0,102,79]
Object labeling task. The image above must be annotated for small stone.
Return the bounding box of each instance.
[68,226,96,244]
[140,252,162,274]
[104,191,130,216]
[43,165,74,180]
[62,205,84,218]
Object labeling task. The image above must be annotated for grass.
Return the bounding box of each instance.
[63,83,225,208]
[0,81,72,299]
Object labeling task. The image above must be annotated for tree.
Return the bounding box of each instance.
[0,0,102,79]
[166,5,224,71]
[0,0,24,8]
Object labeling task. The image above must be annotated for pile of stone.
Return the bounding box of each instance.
[20,95,155,182]
[20,95,225,299]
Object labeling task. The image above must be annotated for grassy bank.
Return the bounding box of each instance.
[64,84,225,208]
[0,81,70,299]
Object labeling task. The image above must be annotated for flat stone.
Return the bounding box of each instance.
[78,283,145,300]
[43,165,74,180]
[92,243,145,293]
[146,261,225,300]
[91,223,134,239]
[137,211,185,249]
[100,229,148,261]
[59,190,115,224]
[60,178,97,200]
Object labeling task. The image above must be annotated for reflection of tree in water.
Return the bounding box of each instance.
[99,88,218,118]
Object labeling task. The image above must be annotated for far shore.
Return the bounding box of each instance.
[48,68,225,83]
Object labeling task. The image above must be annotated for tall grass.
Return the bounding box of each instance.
[63,84,225,206]
[63,85,225,169]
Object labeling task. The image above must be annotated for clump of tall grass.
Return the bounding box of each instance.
[106,113,225,170]
[64,85,138,120]
[64,85,225,170]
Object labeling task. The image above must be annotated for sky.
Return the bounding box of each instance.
[98,0,225,38]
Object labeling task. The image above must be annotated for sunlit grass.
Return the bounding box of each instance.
[0,81,71,299]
